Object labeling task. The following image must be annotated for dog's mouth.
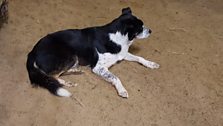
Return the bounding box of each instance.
[136,26,151,39]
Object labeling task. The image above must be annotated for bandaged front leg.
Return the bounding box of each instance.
[92,66,128,98]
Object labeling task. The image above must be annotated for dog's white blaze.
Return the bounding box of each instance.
[96,32,130,68]
[56,88,72,97]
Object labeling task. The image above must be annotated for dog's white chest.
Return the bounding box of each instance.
[96,32,130,68]
[97,45,129,68]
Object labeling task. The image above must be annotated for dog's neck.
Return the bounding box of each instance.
[109,31,133,46]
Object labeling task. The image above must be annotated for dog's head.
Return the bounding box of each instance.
[118,7,152,41]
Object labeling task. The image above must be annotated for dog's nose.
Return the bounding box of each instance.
[148,29,152,34]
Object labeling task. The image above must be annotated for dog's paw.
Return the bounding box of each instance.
[68,82,78,87]
[118,90,129,98]
[145,61,160,69]
[64,81,78,87]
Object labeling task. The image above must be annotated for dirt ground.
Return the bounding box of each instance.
[0,0,223,126]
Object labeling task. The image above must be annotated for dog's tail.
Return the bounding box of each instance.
[26,52,71,97]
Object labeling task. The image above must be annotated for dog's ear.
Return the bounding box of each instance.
[121,24,136,41]
[122,7,132,15]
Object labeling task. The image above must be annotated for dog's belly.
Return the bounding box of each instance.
[97,52,126,68]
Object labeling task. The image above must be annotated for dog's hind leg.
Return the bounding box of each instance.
[57,78,78,87]
[67,67,83,74]
[61,57,84,76]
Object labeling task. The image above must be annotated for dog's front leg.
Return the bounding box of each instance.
[124,53,160,69]
[92,66,128,98]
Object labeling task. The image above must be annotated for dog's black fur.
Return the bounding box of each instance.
[26,7,147,96]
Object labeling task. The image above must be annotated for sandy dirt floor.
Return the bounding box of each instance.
[0,0,223,126]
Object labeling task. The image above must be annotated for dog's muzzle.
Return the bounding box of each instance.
[136,26,151,39]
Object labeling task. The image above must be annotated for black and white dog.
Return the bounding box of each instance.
[26,7,159,98]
